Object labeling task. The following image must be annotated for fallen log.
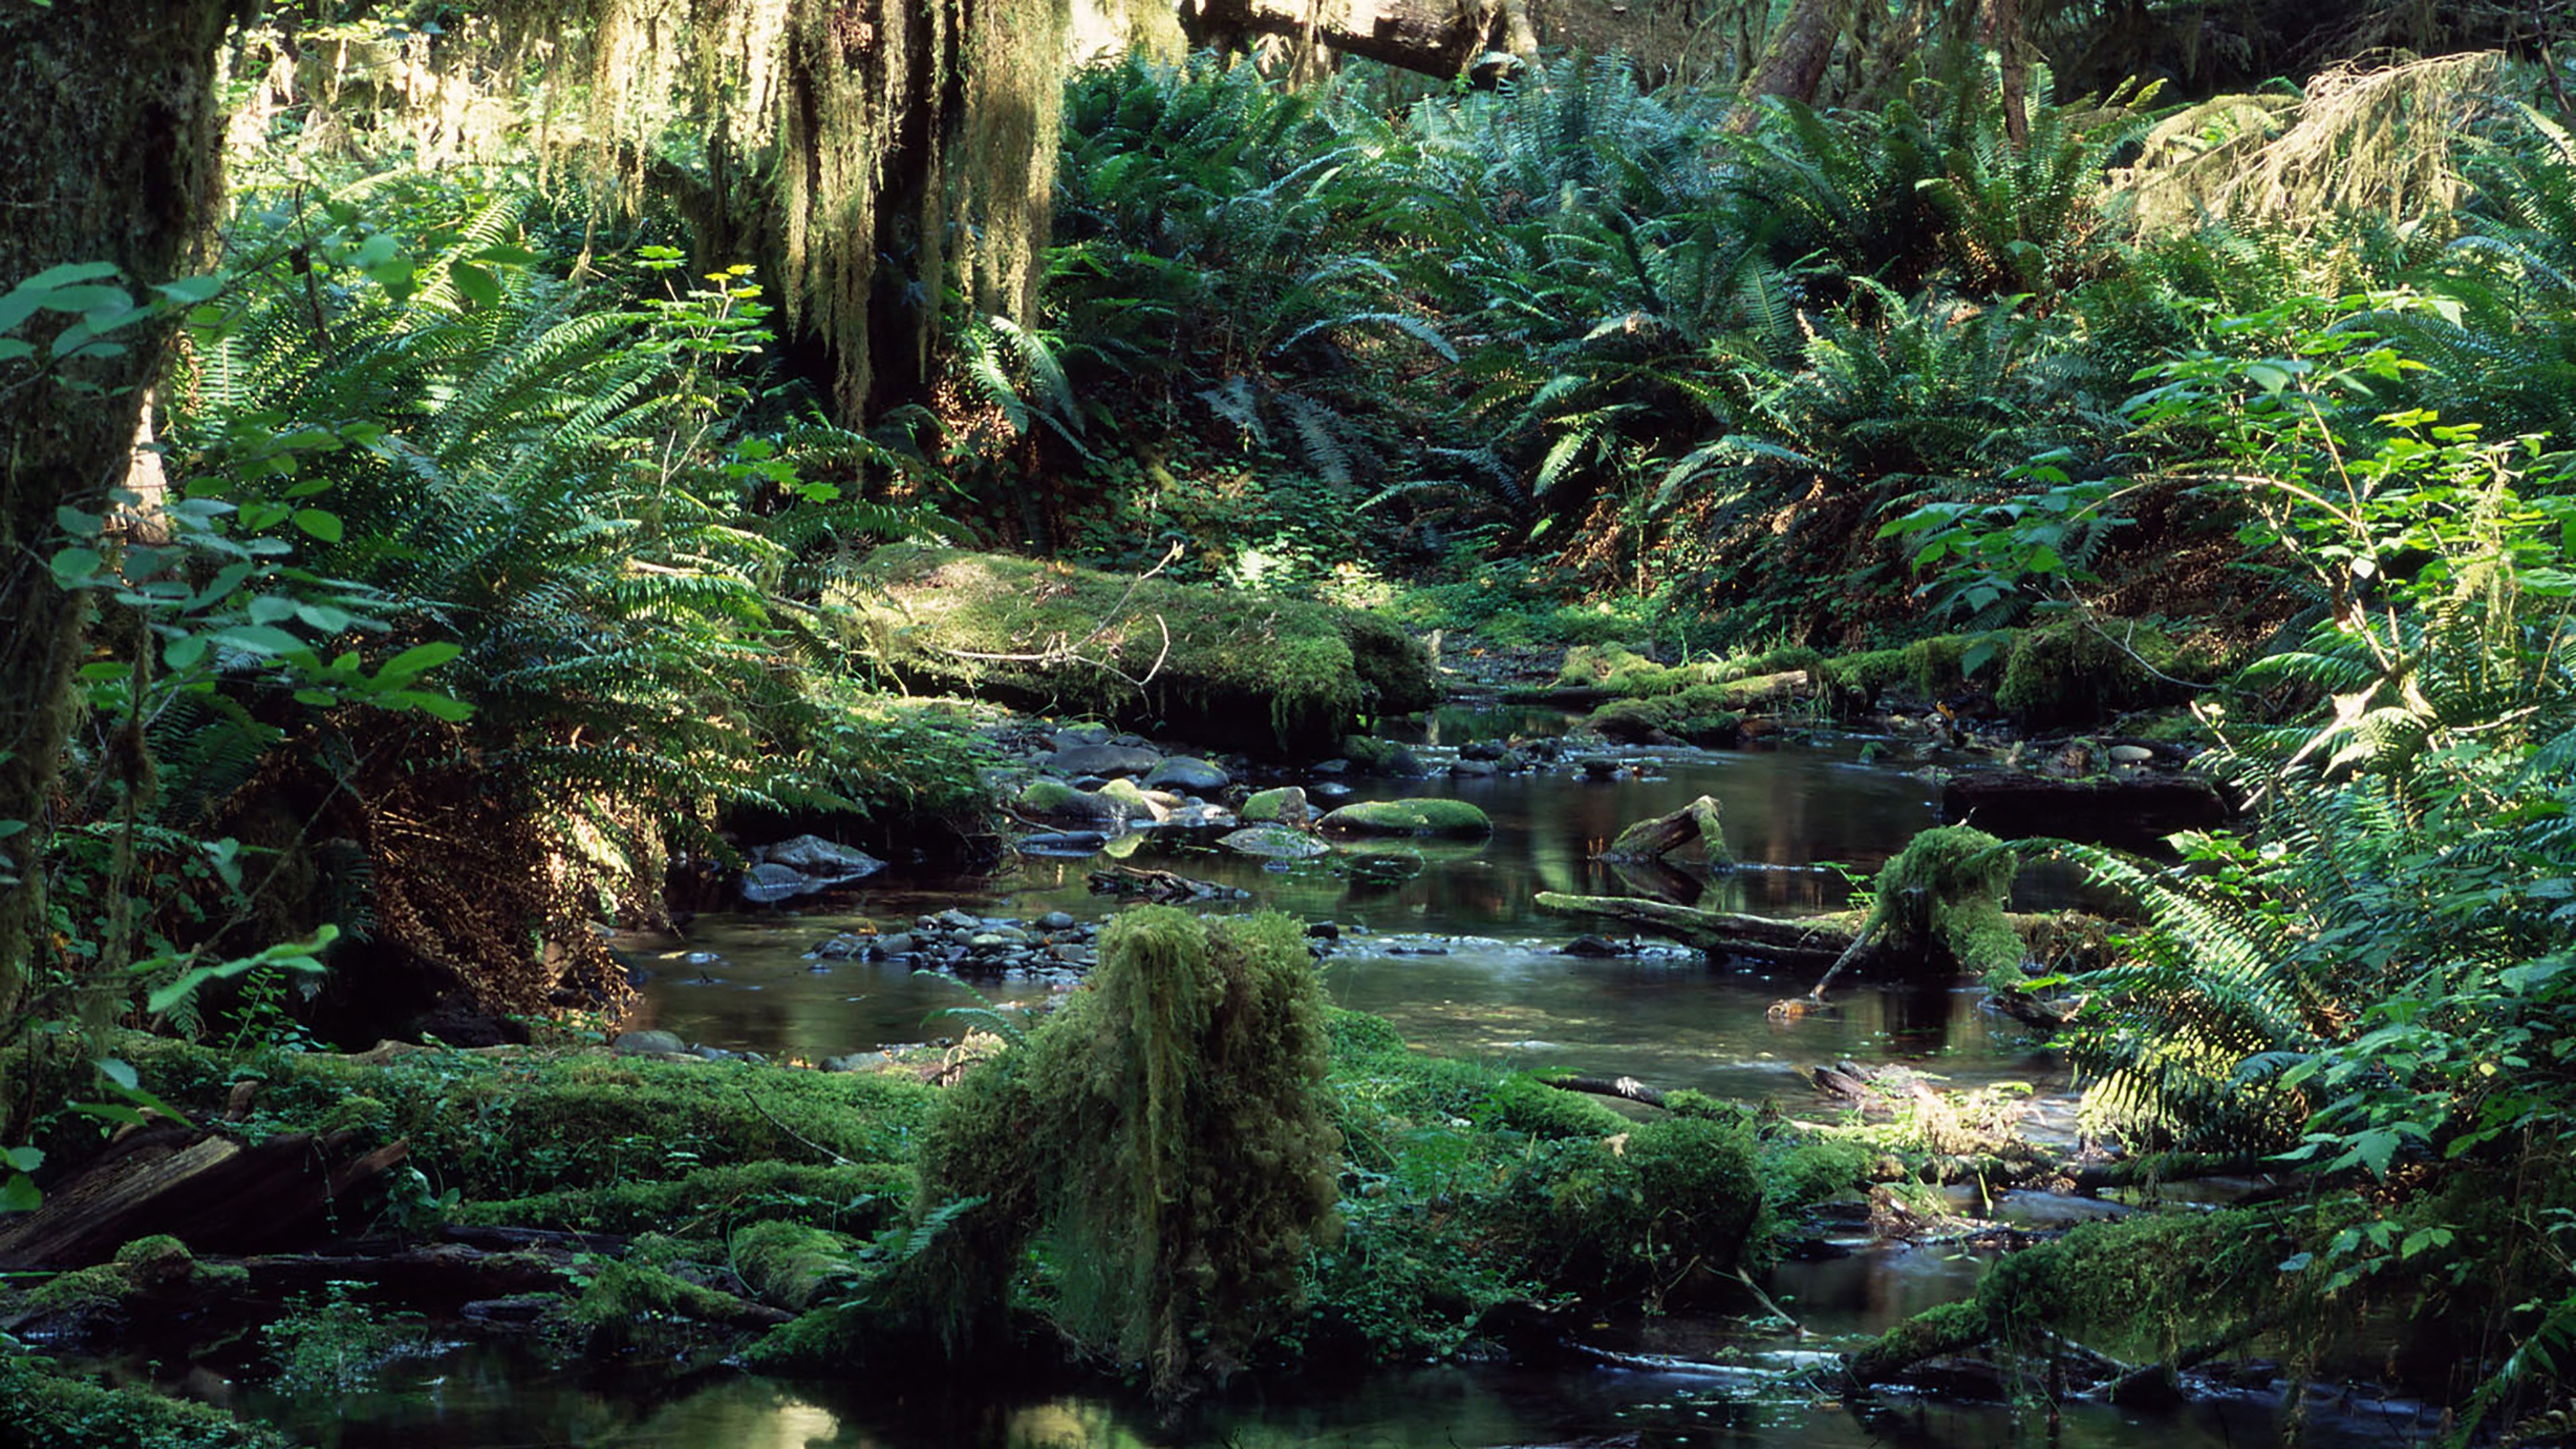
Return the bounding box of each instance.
[1536,892,2111,979]
[1541,1075,1668,1110]
[1941,768,2234,843]
[0,1123,410,1269]
[1599,794,1733,869]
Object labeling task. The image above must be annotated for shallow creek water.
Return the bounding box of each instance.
[244,731,2438,1447]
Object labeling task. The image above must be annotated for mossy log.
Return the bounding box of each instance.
[839,546,1435,754]
[1534,892,2105,977]
[1599,794,1732,868]
[0,1123,407,1269]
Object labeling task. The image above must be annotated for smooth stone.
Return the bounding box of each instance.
[1044,743,1164,777]
[612,1030,687,1056]
[971,928,1030,947]
[873,932,917,957]
[2107,744,2155,765]
[1306,780,1354,800]
[807,935,869,959]
[1306,920,1340,941]
[1450,759,1497,777]
[1460,739,1507,761]
[1054,723,1114,748]
[1240,786,1310,826]
[1144,756,1230,792]
[1578,755,1622,778]
[822,1051,892,1073]
[740,835,885,903]
[1161,804,1239,830]
[1218,825,1333,859]
[1038,911,1077,931]
[1560,935,1623,958]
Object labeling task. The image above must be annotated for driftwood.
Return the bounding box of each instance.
[1598,794,1733,869]
[0,1123,410,1269]
[1542,1075,1668,1110]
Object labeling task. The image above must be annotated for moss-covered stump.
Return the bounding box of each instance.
[898,907,1341,1397]
[839,546,1436,753]
[1318,798,1493,837]
[1863,826,2025,989]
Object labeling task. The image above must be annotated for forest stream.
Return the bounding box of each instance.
[205,724,2440,1448]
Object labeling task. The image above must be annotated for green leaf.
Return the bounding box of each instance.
[49,546,103,588]
[378,642,464,681]
[212,625,304,656]
[449,261,502,309]
[4,1145,42,1173]
[292,508,344,543]
[0,1175,38,1213]
[154,274,226,305]
[390,689,474,722]
[95,1057,138,1091]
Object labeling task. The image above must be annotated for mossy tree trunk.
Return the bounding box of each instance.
[0,1,235,1022]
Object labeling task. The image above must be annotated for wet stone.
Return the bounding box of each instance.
[1038,911,1076,931]
[873,933,916,957]
[1144,756,1230,792]
[1044,743,1164,777]
[1459,739,1507,761]
[822,1051,892,1073]
[612,1030,687,1056]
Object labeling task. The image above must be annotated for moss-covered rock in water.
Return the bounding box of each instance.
[1513,1116,1767,1294]
[22,1235,247,1320]
[1238,786,1309,826]
[0,1356,288,1449]
[1866,825,2024,989]
[1219,824,1332,858]
[1318,799,1492,837]
[1015,777,1126,826]
[901,907,1340,1397]
[838,546,1434,753]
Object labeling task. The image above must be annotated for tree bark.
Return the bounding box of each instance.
[1736,0,1848,118]
[1187,0,1539,78]
[0,1,236,1022]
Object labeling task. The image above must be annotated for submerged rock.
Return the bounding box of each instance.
[1218,825,1334,859]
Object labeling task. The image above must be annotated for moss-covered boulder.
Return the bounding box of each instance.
[1239,786,1310,826]
[840,547,1436,753]
[1589,686,1746,747]
[1318,798,1493,838]
[1219,824,1332,859]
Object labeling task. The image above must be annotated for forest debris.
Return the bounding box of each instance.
[0,1124,409,1269]
[1597,794,1733,869]
[1087,865,1246,902]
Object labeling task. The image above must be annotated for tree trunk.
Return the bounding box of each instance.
[1982,0,2029,146]
[1736,0,1847,118]
[0,1,235,1022]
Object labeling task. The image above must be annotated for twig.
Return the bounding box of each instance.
[739,1085,852,1166]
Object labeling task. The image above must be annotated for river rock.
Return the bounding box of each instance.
[1450,758,1497,777]
[1161,804,1238,830]
[740,835,886,904]
[1306,780,1353,800]
[1219,825,1334,859]
[1240,786,1311,827]
[2106,744,2155,765]
[613,1030,687,1056]
[822,1051,892,1073]
[1053,723,1114,749]
[1096,777,1171,823]
[1460,739,1507,761]
[1044,743,1163,777]
[874,932,917,957]
[1578,755,1623,779]
[1144,756,1230,792]
[808,934,871,959]
[1016,778,1130,827]
[1318,798,1493,837]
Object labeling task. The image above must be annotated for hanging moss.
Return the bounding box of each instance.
[902,907,1340,1397]
[1865,825,2025,989]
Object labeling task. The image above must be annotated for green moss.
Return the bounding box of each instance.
[1339,735,1425,775]
[0,1356,288,1449]
[1239,787,1307,824]
[1996,621,2189,728]
[566,1258,761,1353]
[450,1161,908,1235]
[840,547,1432,753]
[1016,777,1097,815]
[1868,825,2025,988]
[1317,798,1493,837]
[905,908,1340,1396]
[1815,634,1979,705]
[28,1236,209,1313]
[1589,684,1748,746]
[1847,1297,1995,1383]
[1490,1075,1631,1138]
[733,1222,863,1311]
[1516,1116,1767,1292]
[1762,1134,1876,1214]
